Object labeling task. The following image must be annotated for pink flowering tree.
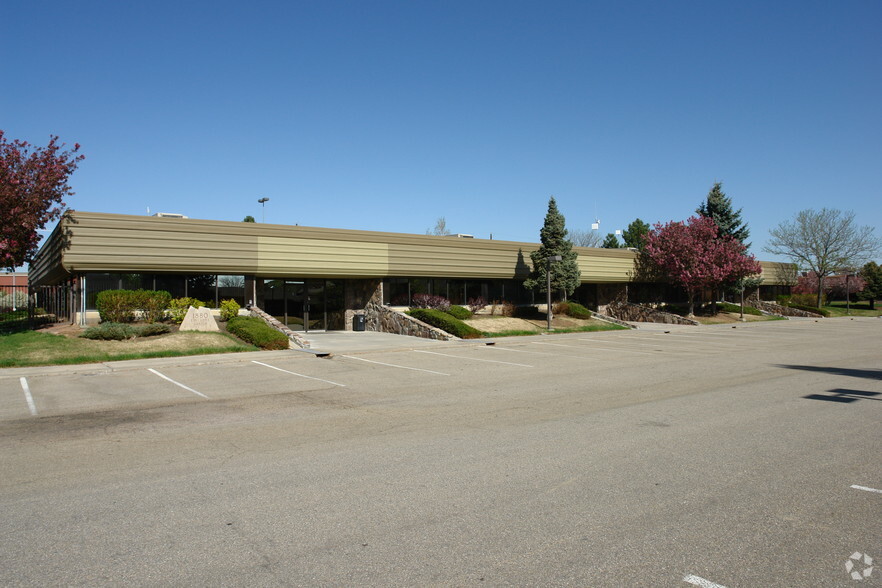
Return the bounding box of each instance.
[645,216,763,316]
[0,130,84,270]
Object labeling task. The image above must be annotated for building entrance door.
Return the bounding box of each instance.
[284,280,307,331]
[261,279,326,332]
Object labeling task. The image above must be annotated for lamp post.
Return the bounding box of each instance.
[257,197,269,223]
[546,255,562,330]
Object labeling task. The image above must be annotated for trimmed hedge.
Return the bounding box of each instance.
[138,290,171,323]
[407,308,482,338]
[95,289,172,323]
[445,305,472,320]
[80,322,171,340]
[226,316,290,350]
[554,301,593,319]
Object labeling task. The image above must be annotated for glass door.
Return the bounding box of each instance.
[285,280,306,330]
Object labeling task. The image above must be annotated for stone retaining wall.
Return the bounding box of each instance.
[747,299,822,318]
[605,300,700,326]
[361,282,458,340]
[589,311,636,329]
[249,306,309,348]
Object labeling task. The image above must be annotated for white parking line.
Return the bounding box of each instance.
[147,369,209,399]
[251,361,346,387]
[851,484,882,494]
[340,355,449,376]
[411,349,533,367]
[19,377,37,416]
[538,341,656,355]
[477,346,557,356]
[683,574,727,588]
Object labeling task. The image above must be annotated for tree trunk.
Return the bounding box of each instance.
[687,292,695,317]
[816,275,824,308]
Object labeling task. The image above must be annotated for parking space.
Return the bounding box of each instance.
[1,317,879,586]
[1,317,879,421]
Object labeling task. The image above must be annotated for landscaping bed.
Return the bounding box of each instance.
[0,322,256,368]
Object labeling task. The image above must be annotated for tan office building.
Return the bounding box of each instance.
[29,211,793,330]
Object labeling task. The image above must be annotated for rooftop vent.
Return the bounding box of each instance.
[152,212,188,219]
[446,233,474,238]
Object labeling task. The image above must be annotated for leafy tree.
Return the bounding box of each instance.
[426,217,451,236]
[858,261,882,309]
[764,208,881,308]
[622,218,650,250]
[601,233,622,248]
[568,228,602,248]
[243,215,256,222]
[645,216,762,316]
[697,182,749,247]
[524,197,580,299]
[0,131,84,270]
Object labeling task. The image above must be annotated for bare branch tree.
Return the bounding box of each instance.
[764,208,881,308]
[568,228,602,248]
[426,217,451,236]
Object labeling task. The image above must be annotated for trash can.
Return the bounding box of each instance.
[352,314,365,331]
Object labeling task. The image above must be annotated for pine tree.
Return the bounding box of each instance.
[622,218,650,250]
[601,233,622,248]
[696,182,750,247]
[524,197,580,299]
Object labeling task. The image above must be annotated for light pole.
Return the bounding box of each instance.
[546,255,562,330]
[257,197,269,223]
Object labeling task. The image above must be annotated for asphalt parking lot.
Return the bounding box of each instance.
[1,317,880,586]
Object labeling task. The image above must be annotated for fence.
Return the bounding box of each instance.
[0,283,74,331]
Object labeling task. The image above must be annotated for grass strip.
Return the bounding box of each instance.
[0,331,256,368]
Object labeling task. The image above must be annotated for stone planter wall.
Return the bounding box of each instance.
[605,300,700,326]
[249,306,308,348]
[589,311,635,329]
[362,282,458,341]
[747,298,822,318]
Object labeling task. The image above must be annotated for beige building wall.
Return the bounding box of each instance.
[29,211,794,286]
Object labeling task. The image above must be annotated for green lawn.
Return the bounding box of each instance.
[822,301,882,317]
[0,330,256,368]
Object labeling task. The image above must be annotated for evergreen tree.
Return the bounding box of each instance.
[697,182,750,247]
[601,233,622,248]
[243,215,256,222]
[524,197,580,299]
[858,261,882,310]
[622,218,650,250]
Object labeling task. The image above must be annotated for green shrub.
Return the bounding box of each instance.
[81,322,137,340]
[718,302,762,316]
[788,293,823,307]
[136,323,171,337]
[554,301,592,319]
[226,316,290,350]
[219,298,241,322]
[444,305,472,320]
[96,290,139,323]
[407,308,482,338]
[168,297,206,324]
[138,290,172,323]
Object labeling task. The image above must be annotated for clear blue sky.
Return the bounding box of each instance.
[3,0,880,265]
